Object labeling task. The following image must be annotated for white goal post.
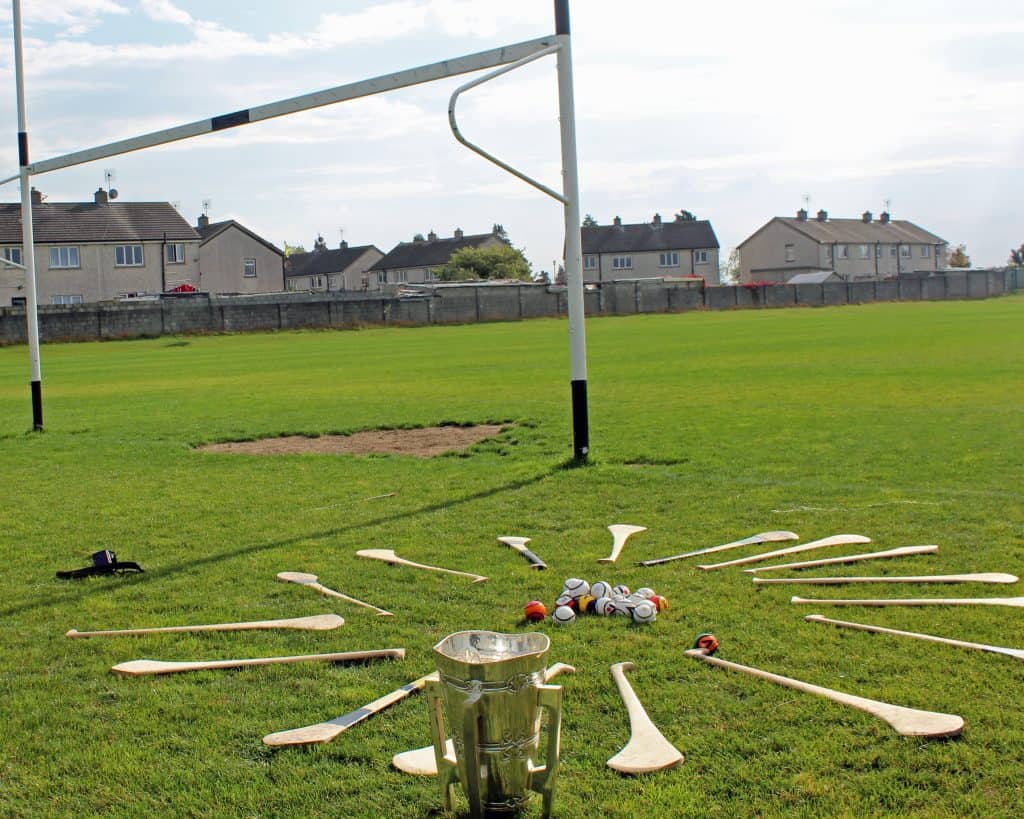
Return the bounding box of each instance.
[7,0,590,459]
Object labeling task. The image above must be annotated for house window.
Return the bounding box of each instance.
[900,245,911,258]
[2,247,22,266]
[377,271,386,284]
[784,244,795,263]
[394,271,408,283]
[51,294,83,305]
[49,246,80,268]
[890,246,897,257]
[837,245,849,259]
[858,244,870,259]
[825,245,832,259]
[584,255,598,270]
[659,252,679,267]
[694,250,709,264]
[115,245,144,266]
[612,256,632,270]
[244,259,257,278]
[166,244,185,264]
[920,245,931,258]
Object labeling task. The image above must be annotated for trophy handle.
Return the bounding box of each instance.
[532,684,563,819]
[426,679,458,811]
[459,687,485,819]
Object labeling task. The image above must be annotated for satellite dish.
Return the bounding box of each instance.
[109,188,118,200]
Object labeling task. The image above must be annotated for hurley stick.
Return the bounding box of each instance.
[66,613,344,638]
[698,534,871,571]
[277,571,394,616]
[599,524,647,564]
[392,663,576,775]
[638,531,799,566]
[497,537,548,570]
[264,671,435,747]
[356,549,487,583]
[111,648,404,677]
[804,614,1024,662]
[756,572,1017,587]
[607,662,684,774]
[686,642,963,739]
[792,595,1024,609]
[744,545,938,574]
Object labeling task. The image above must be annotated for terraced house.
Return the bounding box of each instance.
[369,227,505,286]
[738,209,948,283]
[581,214,720,284]
[0,188,199,306]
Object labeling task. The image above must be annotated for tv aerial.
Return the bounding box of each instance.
[104,168,118,199]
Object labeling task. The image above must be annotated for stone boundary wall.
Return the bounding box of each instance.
[0,268,1020,346]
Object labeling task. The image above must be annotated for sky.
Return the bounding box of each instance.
[1,0,1022,273]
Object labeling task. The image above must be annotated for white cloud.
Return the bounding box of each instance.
[18,0,127,35]
[139,0,192,26]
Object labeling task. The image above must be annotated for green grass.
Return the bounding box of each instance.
[1,297,1022,817]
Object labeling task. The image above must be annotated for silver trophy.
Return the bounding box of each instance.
[428,631,563,818]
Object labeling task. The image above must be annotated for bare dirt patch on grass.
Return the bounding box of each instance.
[199,424,509,458]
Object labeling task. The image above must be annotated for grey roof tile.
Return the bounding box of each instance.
[582,220,719,254]
[369,233,499,271]
[286,245,380,277]
[0,201,199,243]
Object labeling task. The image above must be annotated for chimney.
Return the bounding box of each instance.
[880,211,890,224]
[796,208,808,221]
[427,230,437,241]
[94,188,108,204]
[197,214,209,230]
[454,228,464,240]
[339,239,348,249]
[613,215,622,228]
[816,209,828,222]
[652,213,662,227]
[30,187,43,205]
[862,210,872,223]
[313,234,327,252]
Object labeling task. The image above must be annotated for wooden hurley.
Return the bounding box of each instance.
[606,662,683,774]
[755,572,1018,587]
[264,671,435,747]
[66,613,344,638]
[792,595,1024,609]
[698,534,871,571]
[638,531,799,566]
[277,571,394,616]
[497,537,548,570]
[744,545,938,574]
[391,663,576,775]
[111,648,404,677]
[804,614,1024,662]
[686,647,963,739]
[598,524,647,564]
[356,549,487,583]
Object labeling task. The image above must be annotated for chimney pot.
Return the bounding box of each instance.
[880,211,890,224]
[30,187,43,205]
[862,210,872,223]
[816,209,828,222]
[427,230,437,241]
[796,208,808,221]
[613,215,622,227]
[454,228,464,240]
[652,213,662,226]
[340,239,348,249]
[197,213,209,230]
[94,188,108,204]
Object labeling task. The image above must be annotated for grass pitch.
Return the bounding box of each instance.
[0,296,1022,817]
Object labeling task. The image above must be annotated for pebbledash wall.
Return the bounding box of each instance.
[0,269,1020,346]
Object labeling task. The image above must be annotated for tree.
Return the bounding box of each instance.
[582,214,598,227]
[533,269,551,285]
[720,248,741,284]
[675,209,697,222]
[283,242,307,257]
[948,244,971,268]
[434,244,532,282]
[492,223,508,242]
[1009,245,1024,266]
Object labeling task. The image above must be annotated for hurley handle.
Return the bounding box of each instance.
[520,547,548,570]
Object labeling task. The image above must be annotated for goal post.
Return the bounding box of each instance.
[8,0,590,459]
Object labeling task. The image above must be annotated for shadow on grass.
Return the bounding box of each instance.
[0,464,562,620]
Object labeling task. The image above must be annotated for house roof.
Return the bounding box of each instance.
[0,201,199,244]
[369,232,499,271]
[582,219,719,254]
[198,219,284,257]
[286,244,381,278]
[740,216,946,249]
[787,270,838,284]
